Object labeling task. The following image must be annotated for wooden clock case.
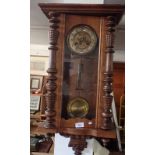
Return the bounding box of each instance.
[39,3,124,154]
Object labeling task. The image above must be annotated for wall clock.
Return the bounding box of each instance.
[39,3,124,155]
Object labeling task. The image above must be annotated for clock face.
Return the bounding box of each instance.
[67,25,97,55]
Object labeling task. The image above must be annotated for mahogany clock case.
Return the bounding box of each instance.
[39,3,124,138]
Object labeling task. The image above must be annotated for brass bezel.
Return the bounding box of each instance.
[66,24,98,55]
[67,97,89,118]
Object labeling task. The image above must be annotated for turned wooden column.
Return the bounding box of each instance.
[44,11,60,128]
[101,16,116,130]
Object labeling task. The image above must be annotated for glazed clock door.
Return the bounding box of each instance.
[61,15,101,128]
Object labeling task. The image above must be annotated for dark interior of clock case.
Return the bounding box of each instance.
[61,15,100,120]
[61,46,99,119]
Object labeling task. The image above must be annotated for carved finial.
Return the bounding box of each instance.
[69,136,87,155]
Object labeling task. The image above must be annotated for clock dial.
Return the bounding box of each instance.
[67,25,97,55]
[67,97,89,118]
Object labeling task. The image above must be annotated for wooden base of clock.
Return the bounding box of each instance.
[60,128,116,154]
[39,3,124,154]
[60,128,116,139]
[68,135,88,155]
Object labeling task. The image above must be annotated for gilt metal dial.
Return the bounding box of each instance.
[67,25,97,55]
[67,97,89,118]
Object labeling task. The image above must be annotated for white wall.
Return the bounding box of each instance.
[63,0,104,3]
[30,27,49,45]
[30,44,49,56]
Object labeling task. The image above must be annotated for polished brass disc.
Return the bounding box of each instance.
[67,97,89,118]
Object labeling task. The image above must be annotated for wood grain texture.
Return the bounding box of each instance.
[44,12,60,128]
[59,128,116,139]
[101,16,116,130]
[69,136,88,155]
[39,3,124,24]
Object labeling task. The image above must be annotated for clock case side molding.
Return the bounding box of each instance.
[39,3,124,153]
